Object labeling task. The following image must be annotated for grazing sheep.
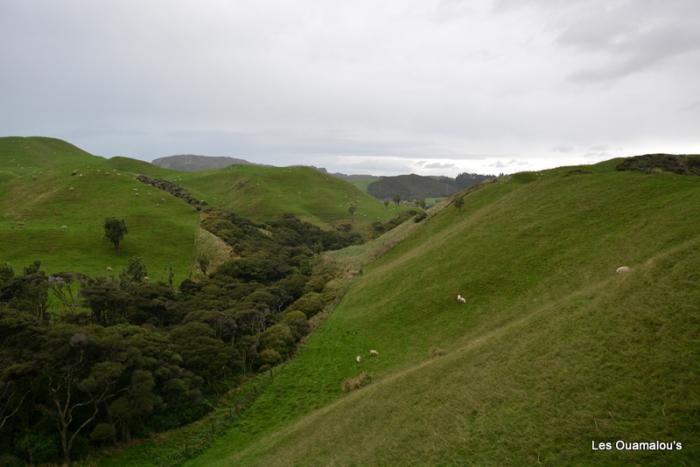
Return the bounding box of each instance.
[456,294,466,304]
[106,266,113,272]
[369,350,379,357]
[616,266,631,274]
[355,355,362,363]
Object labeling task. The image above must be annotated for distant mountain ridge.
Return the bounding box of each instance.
[152,154,255,172]
[312,167,492,199]
[367,172,492,200]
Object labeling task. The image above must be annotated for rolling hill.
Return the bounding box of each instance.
[171,164,405,234]
[0,137,201,282]
[188,161,699,466]
[152,155,255,172]
[99,158,699,466]
[0,137,402,282]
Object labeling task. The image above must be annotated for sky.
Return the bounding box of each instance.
[1,0,699,176]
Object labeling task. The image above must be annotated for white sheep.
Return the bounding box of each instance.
[369,350,379,357]
[456,294,466,304]
[355,355,362,363]
[616,266,631,274]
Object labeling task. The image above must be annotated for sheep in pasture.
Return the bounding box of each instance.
[355,355,362,363]
[369,350,379,357]
[616,266,631,274]
[106,266,113,272]
[456,294,466,304]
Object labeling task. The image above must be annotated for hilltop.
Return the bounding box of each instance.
[171,164,405,235]
[0,137,199,281]
[0,137,401,278]
[100,156,699,466]
[152,154,255,172]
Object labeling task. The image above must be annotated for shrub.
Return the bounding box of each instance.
[281,310,310,340]
[342,372,372,392]
[291,292,325,317]
[413,212,427,223]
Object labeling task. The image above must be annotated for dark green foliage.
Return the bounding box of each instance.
[0,208,346,463]
[616,153,700,175]
[104,218,128,253]
[454,197,464,209]
[121,256,148,283]
[290,292,325,318]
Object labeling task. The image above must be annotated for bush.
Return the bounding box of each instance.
[281,310,310,340]
[413,212,427,223]
[342,372,372,392]
[291,292,325,317]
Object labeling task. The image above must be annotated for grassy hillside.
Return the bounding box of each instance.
[174,165,403,234]
[175,162,699,465]
[0,137,200,281]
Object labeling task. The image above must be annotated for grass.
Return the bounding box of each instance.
[169,162,699,466]
[345,175,378,193]
[172,165,403,235]
[0,137,200,283]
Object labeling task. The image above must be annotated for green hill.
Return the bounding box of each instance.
[172,164,404,234]
[172,162,699,465]
[0,137,199,281]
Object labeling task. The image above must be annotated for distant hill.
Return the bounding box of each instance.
[367,172,491,200]
[172,165,407,236]
[152,154,254,172]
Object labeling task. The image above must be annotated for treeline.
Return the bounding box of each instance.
[0,212,362,465]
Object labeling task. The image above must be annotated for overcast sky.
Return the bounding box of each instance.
[1,0,699,175]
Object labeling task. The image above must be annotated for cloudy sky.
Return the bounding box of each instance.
[1,0,699,175]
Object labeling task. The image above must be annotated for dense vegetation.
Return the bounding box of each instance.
[616,153,700,175]
[367,172,491,201]
[0,207,362,465]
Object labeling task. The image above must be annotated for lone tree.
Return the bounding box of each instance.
[392,194,401,206]
[104,218,128,254]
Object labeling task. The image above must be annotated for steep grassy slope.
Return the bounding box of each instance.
[183,163,699,466]
[173,165,403,234]
[0,137,199,281]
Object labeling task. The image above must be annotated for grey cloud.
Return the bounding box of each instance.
[1,0,699,175]
[423,162,456,169]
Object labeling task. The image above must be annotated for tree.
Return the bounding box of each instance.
[392,194,401,206]
[104,218,128,254]
[121,257,147,284]
[383,200,389,209]
[417,199,426,209]
[454,197,464,209]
